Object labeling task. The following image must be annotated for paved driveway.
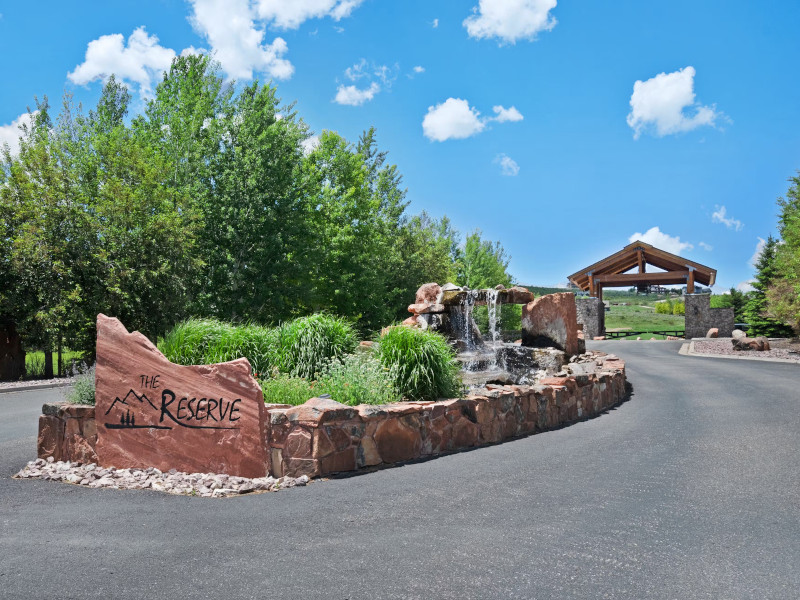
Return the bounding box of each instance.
[1,341,798,599]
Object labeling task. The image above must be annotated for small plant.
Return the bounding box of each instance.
[375,326,463,402]
[261,372,317,406]
[276,313,358,379]
[25,353,45,379]
[66,366,96,405]
[317,353,400,406]
[672,301,685,316]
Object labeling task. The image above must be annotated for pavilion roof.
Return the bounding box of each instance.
[567,240,716,291]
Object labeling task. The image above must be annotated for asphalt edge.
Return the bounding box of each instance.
[0,381,74,395]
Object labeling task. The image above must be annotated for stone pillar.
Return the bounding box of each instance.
[576,297,605,339]
[685,294,734,338]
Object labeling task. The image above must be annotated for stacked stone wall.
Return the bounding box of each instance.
[685,294,734,338]
[576,297,606,339]
[40,357,627,478]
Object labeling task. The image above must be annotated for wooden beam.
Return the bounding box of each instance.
[638,249,645,274]
[687,269,695,294]
[594,271,690,287]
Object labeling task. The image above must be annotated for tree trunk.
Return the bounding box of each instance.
[44,349,54,379]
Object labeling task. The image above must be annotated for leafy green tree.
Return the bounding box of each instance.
[455,230,512,289]
[767,173,800,332]
[710,288,749,322]
[743,235,794,336]
[200,81,308,322]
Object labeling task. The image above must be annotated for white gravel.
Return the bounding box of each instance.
[14,457,309,497]
[693,339,800,362]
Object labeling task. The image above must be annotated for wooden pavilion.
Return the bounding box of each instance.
[567,241,716,299]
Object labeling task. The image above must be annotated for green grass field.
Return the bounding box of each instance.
[24,350,83,378]
[604,304,685,339]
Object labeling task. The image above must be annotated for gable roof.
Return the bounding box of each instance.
[567,240,716,291]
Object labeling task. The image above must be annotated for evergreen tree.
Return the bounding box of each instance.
[743,235,794,336]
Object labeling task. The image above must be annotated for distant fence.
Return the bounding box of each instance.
[604,330,685,339]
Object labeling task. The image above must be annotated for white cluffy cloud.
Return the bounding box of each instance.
[0,112,35,155]
[334,59,396,106]
[432,18,439,28]
[335,82,379,106]
[301,134,320,154]
[627,66,723,139]
[492,105,523,122]
[629,227,693,256]
[749,237,767,267]
[494,153,520,176]
[68,27,176,97]
[712,205,743,231]
[254,0,365,29]
[464,0,557,44]
[413,66,425,74]
[190,0,293,81]
[736,280,755,292]
[422,98,524,142]
[698,241,713,251]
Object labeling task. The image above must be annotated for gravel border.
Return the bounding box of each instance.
[680,338,800,364]
[13,457,310,497]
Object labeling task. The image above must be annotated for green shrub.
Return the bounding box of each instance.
[276,313,358,379]
[159,318,277,376]
[672,301,685,316]
[375,326,463,402]
[655,300,673,314]
[66,367,95,405]
[261,373,317,406]
[317,353,400,406]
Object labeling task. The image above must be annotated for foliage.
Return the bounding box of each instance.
[710,289,748,322]
[672,301,685,316]
[275,313,358,379]
[66,366,96,405]
[655,300,673,314]
[260,373,316,406]
[375,326,462,401]
[767,174,800,333]
[1,53,500,359]
[158,318,277,377]
[316,352,400,406]
[744,235,795,336]
[455,230,513,289]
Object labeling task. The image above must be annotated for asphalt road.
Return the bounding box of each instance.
[1,341,799,599]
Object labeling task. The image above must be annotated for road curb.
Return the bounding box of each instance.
[0,381,74,395]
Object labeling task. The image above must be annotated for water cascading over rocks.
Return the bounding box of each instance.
[404,283,578,388]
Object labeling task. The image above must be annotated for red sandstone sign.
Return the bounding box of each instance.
[94,314,267,478]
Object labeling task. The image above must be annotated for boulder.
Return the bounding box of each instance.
[407,303,446,315]
[401,316,420,327]
[440,282,461,292]
[415,282,442,305]
[732,336,771,352]
[521,293,580,356]
[706,328,719,338]
[732,329,746,339]
[94,314,267,478]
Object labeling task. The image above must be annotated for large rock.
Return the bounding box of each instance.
[415,283,442,305]
[94,314,267,478]
[706,328,719,338]
[732,336,771,352]
[521,293,580,356]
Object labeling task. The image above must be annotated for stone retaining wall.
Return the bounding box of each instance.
[38,403,98,464]
[39,355,627,479]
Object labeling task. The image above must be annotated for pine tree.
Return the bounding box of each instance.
[743,235,794,337]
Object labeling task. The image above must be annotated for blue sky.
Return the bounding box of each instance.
[2,0,799,290]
